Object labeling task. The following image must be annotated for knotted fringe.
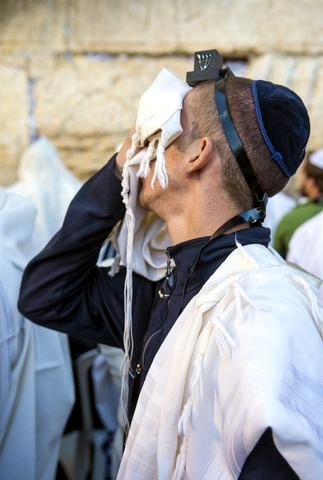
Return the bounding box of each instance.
[153,141,168,189]
[120,130,140,427]
[233,282,262,321]
[173,321,214,480]
[120,130,169,427]
[172,287,254,480]
[136,136,158,182]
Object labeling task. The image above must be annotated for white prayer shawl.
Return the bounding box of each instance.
[0,192,38,480]
[117,243,323,480]
[0,137,79,480]
[91,345,125,479]
[287,210,323,301]
[9,136,82,252]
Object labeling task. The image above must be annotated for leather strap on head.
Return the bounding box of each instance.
[215,73,267,221]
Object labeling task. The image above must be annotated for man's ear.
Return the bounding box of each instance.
[187,137,213,173]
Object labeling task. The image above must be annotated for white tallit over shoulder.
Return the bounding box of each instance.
[117,243,323,480]
[1,137,78,480]
[287,210,323,301]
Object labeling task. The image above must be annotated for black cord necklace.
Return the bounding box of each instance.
[158,205,265,300]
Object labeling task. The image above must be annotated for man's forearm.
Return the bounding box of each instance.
[18,154,125,339]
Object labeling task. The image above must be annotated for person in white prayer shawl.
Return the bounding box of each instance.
[19,50,323,480]
[287,209,323,301]
[273,148,323,257]
[1,137,78,480]
[262,190,296,244]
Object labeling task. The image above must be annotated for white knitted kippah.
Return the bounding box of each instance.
[112,68,192,420]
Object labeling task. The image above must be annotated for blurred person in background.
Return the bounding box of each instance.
[274,148,323,258]
[287,209,323,301]
[0,138,77,480]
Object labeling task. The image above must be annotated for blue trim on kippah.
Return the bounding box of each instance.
[252,81,290,177]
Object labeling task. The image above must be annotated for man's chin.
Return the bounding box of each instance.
[138,192,150,211]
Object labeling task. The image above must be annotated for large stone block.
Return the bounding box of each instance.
[1,0,323,57]
[70,0,178,53]
[186,1,323,56]
[69,0,323,56]
[0,62,29,185]
[33,55,192,179]
[0,0,67,52]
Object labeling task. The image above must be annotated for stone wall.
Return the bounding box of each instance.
[1,0,323,185]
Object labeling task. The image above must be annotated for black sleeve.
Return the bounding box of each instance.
[238,428,300,480]
[18,154,155,348]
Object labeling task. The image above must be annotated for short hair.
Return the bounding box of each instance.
[190,81,253,209]
[190,77,292,209]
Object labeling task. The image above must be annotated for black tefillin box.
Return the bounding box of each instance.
[186,49,225,86]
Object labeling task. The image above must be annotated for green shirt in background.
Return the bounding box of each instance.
[273,199,323,258]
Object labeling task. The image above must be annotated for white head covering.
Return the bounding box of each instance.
[0,137,79,479]
[115,68,192,280]
[9,136,82,248]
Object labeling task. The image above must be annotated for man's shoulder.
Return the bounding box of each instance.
[199,245,322,343]
[204,244,320,302]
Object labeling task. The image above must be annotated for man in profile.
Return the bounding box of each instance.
[19,51,323,479]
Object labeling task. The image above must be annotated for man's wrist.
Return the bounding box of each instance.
[114,157,123,180]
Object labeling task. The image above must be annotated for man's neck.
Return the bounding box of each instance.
[166,208,250,245]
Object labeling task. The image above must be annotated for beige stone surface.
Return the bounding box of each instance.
[2,1,323,183]
[69,0,323,56]
[246,53,323,150]
[0,62,29,185]
[26,53,57,79]
[0,0,67,52]
[70,0,178,53]
[1,0,323,56]
[33,55,192,179]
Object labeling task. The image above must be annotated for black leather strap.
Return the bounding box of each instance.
[215,76,267,216]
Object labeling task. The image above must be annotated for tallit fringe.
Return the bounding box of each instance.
[136,136,158,181]
[174,321,214,480]
[120,129,169,426]
[154,141,168,189]
[120,131,141,426]
[233,282,262,321]
[173,280,267,478]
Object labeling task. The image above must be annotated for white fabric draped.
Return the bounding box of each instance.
[118,244,323,480]
[0,137,81,480]
[287,210,323,301]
